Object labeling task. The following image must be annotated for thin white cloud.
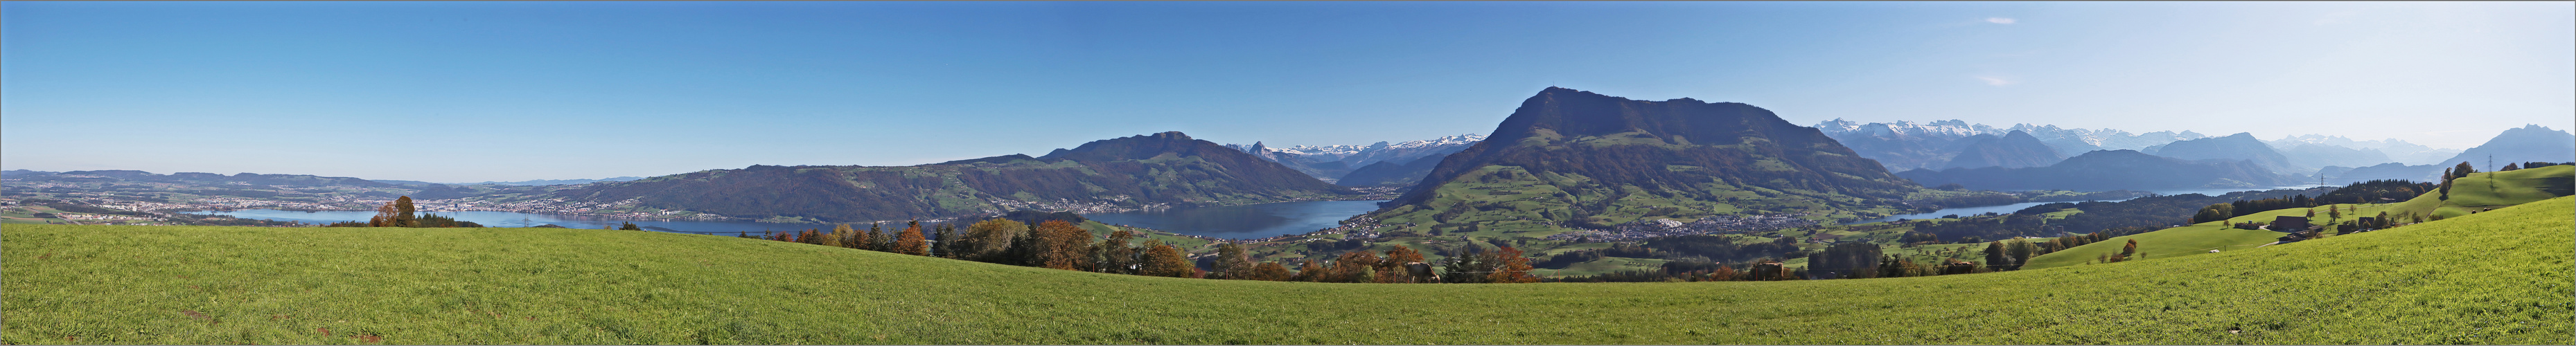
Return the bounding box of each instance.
[1986,17,2016,24]
[1976,76,2018,86]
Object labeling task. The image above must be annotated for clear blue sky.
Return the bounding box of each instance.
[6,1,2569,183]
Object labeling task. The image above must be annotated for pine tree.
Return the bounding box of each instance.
[867,223,888,251]
[894,221,930,256]
[1443,245,1492,283]
[931,224,958,257]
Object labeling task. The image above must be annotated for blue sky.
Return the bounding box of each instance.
[6,1,2570,183]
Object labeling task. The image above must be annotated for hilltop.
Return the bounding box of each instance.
[2146,132,2299,174]
[1368,87,1925,235]
[1937,130,2065,170]
[529,131,1353,223]
[6,197,2566,344]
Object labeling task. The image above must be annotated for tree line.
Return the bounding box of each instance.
[320,196,484,228]
[740,217,1542,283]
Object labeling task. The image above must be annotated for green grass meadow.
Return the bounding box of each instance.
[2020,224,2293,270]
[7,197,2571,344]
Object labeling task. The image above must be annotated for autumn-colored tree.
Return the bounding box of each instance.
[1093,228,1139,274]
[831,224,863,248]
[1374,245,1427,283]
[1137,240,1194,277]
[818,227,845,246]
[1033,220,1092,271]
[1246,262,1294,281]
[1325,251,1382,283]
[369,203,397,227]
[1485,246,1538,283]
[894,221,930,256]
[961,219,1030,262]
[1709,264,1739,281]
[2116,239,2139,261]
[1939,259,1979,275]
[391,197,416,227]
[1289,260,1325,282]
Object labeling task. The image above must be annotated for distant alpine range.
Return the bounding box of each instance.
[1224,134,1485,187]
[1812,118,2564,190]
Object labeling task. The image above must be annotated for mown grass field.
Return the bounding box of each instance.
[7,197,2570,344]
[2388,165,2573,219]
[2020,224,2290,270]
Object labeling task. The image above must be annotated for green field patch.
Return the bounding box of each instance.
[11,200,2566,344]
[1543,256,1669,277]
[2384,165,2572,219]
[2021,225,2288,270]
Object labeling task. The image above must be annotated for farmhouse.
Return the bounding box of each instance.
[2270,216,2310,232]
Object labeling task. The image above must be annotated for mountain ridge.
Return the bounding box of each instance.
[534,131,1353,223]
[1366,87,1925,235]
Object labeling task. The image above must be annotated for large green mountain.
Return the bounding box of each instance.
[540,131,1352,223]
[1364,87,1925,237]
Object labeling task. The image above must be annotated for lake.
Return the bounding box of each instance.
[1844,185,2322,224]
[1085,200,1388,239]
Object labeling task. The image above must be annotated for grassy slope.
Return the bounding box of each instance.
[2020,224,2288,270]
[7,198,2569,344]
[2387,165,2573,219]
[2027,165,2574,271]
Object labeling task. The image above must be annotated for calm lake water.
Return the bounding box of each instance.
[1844,185,2322,224]
[188,199,1393,239]
[1086,200,1388,239]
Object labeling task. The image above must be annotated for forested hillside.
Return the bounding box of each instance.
[1365,87,1926,240]
[535,131,1353,223]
